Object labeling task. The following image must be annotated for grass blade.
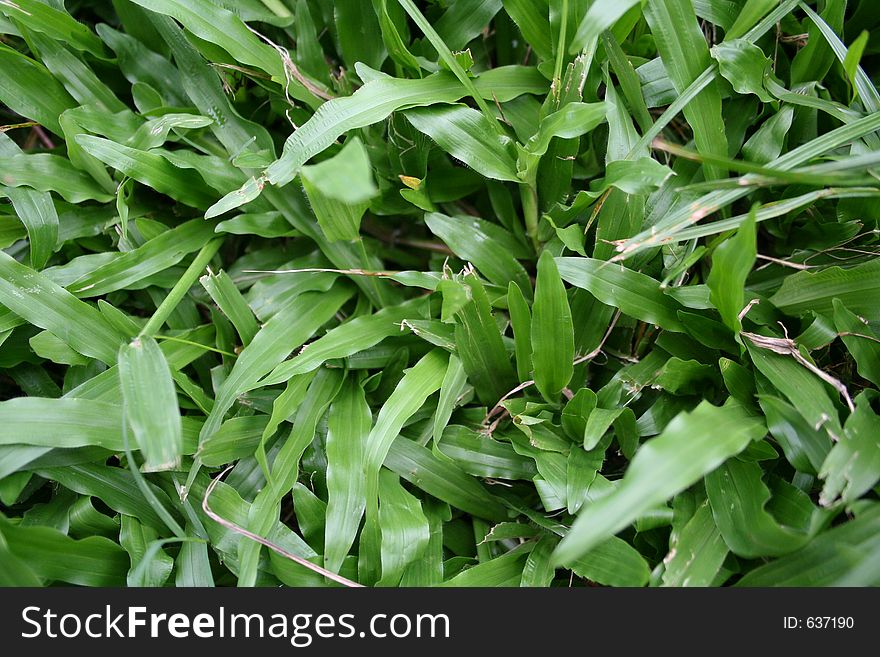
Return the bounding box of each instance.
[361,350,448,584]
[0,252,122,364]
[644,0,727,180]
[0,515,128,586]
[199,283,354,445]
[556,257,685,333]
[406,104,519,182]
[200,270,259,346]
[324,378,371,574]
[553,400,765,564]
[76,136,218,209]
[118,336,182,471]
[531,251,574,402]
[706,207,756,333]
[376,470,430,586]
[0,44,74,135]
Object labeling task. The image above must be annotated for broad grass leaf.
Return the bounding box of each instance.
[301,137,377,242]
[324,379,371,574]
[266,69,463,183]
[120,515,174,587]
[568,536,650,587]
[737,504,880,586]
[262,297,430,385]
[435,0,502,51]
[376,470,430,586]
[211,61,546,216]
[300,178,368,243]
[290,483,326,552]
[507,281,533,381]
[21,27,124,112]
[742,105,794,163]
[0,45,75,135]
[335,0,387,71]
[602,33,653,133]
[475,65,549,100]
[76,135,217,208]
[833,300,880,387]
[128,113,213,150]
[3,153,115,204]
[35,464,176,533]
[300,136,378,205]
[0,515,128,586]
[97,23,187,106]
[644,0,727,180]
[0,0,107,58]
[385,436,507,521]
[819,393,880,507]
[199,283,353,445]
[569,0,641,55]
[706,207,756,333]
[562,389,598,447]
[175,537,214,587]
[372,0,421,74]
[757,394,830,474]
[524,102,608,158]
[556,257,686,332]
[801,3,880,113]
[146,13,274,152]
[425,212,531,292]
[208,71,466,215]
[406,104,518,182]
[147,13,398,307]
[197,416,268,466]
[0,134,58,271]
[617,111,880,255]
[440,544,532,586]
[69,219,216,297]
[0,252,123,364]
[452,274,517,405]
[200,270,259,346]
[129,0,286,82]
[598,158,674,195]
[711,39,774,103]
[771,259,880,321]
[726,0,779,40]
[436,425,536,480]
[118,336,182,471]
[360,350,449,584]
[553,400,765,564]
[502,0,552,60]
[237,368,344,587]
[746,341,842,435]
[431,354,468,443]
[531,251,574,402]
[519,534,556,587]
[252,373,314,475]
[661,501,729,587]
[0,532,43,586]
[706,459,815,558]
[843,30,870,100]
[214,212,296,238]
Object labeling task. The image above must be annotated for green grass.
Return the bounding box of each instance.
[0,0,879,587]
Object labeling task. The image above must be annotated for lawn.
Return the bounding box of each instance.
[0,0,879,587]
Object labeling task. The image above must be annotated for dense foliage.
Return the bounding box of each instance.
[1,0,879,587]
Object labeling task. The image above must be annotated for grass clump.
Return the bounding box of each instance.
[1,0,880,587]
